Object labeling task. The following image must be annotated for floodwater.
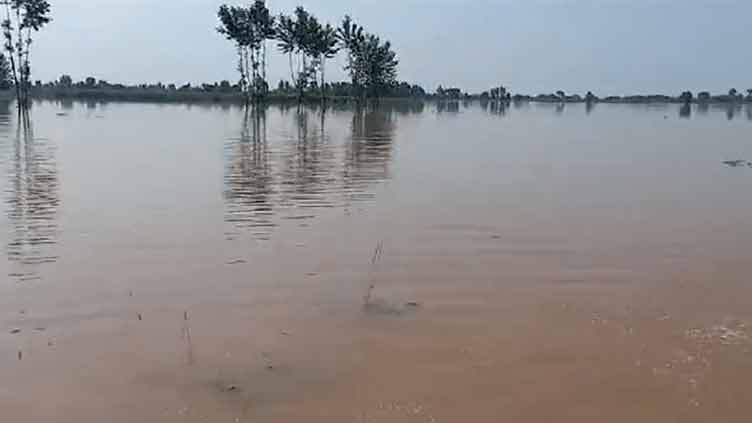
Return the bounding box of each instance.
[1,99,752,422]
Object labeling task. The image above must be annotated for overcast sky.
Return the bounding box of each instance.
[32,0,751,95]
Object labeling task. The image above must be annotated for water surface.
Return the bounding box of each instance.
[1,100,752,422]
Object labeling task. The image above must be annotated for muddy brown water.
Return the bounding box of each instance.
[1,100,752,422]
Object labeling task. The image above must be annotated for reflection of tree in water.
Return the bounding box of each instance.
[437,101,460,114]
[224,108,276,240]
[679,103,691,119]
[489,100,507,116]
[224,105,396,241]
[277,108,339,213]
[724,103,742,121]
[343,107,395,204]
[4,114,60,281]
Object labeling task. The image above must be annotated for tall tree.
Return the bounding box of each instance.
[337,15,364,95]
[338,16,398,100]
[275,7,322,101]
[1,0,51,109]
[314,23,339,101]
[249,0,274,95]
[217,1,274,105]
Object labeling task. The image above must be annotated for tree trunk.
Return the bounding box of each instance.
[15,5,25,109]
[298,55,307,103]
[288,53,295,96]
[262,41,267,94]
[320,57,326,103]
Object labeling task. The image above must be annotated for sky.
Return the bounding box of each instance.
[31,0,752,96]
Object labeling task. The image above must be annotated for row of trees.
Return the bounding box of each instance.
[0,1,401,109]
[217,2,398,104]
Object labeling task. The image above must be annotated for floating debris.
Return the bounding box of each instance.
[226,259,247,265]
[405,301,422,307]
[722,160,750,168]
[222,384,239,392]
[9,328,21,334]
[137,313,143,321]
[686,321,748,345]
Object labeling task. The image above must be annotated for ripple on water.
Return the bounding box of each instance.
[3,123,60,283]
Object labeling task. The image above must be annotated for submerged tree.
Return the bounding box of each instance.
[338,15,398,101]
[217,1,274,104]
[337,15,364,95]
[275,6,325,101]
[250,0,274,92]
[314,23,339,101]
[1,0,52,109]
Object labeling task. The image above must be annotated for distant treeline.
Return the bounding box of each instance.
[455,86,752,104]
[26,76,427,103]
[20,73,752,105]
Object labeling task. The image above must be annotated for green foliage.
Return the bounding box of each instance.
[338,15,398,99]
[217,1,274,103]
[274,7,323,98]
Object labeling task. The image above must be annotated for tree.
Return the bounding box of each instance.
[249,0,274,94]
[0,52,10,89]
[2,0,52,109]
[85,76,95,87]
[314,23,339,100]
[556,90,566,100]
[747,89,752,100]
[350,33,397,99]
[585,91,597,103]
[57,74,71,87]
[217,1,274,105]
[678,91,693,103]
[729,88,737,98]
[337,16,397,100]
[275,6,322,101]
